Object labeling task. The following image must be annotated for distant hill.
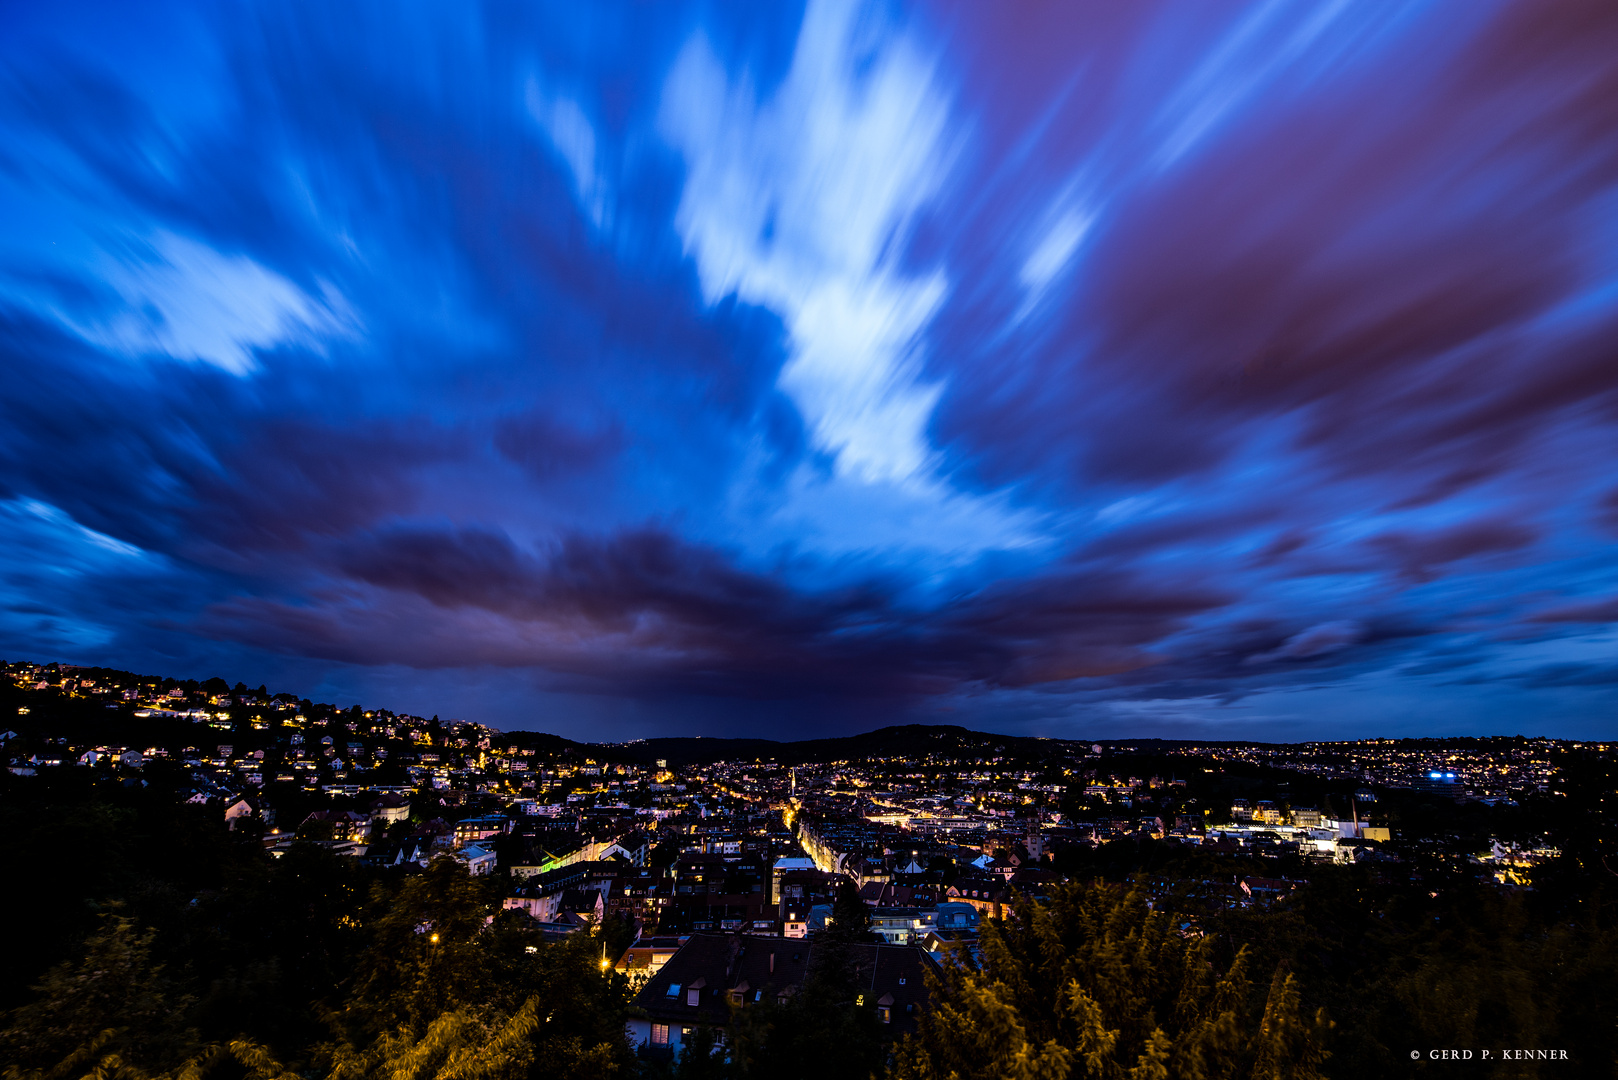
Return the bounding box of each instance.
[598,724,1083,767]
[4,658,1087,766]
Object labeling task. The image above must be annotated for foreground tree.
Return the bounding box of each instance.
[0,912,199,1078]
[890,882,1331,1080]
[1,858,636,1080]
[823,879,877,944]
[723,939,886,1080]
[322,859,637,1080]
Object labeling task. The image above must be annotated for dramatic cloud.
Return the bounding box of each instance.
[2,0,1617,739]
[35,232,356,375]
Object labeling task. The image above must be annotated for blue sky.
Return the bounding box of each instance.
[3,0,1617,741]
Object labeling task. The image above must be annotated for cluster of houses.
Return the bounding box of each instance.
[245,790,983,1059]
[627,933,939,1058]
[241,793,972,1059]
[601,852,984,1059]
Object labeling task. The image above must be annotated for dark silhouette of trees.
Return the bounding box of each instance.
[709,939,885,1080]
[891,882,1330,1080]
[1,913,198,1076]
[823,878,875,943]
[0,791,637,1080]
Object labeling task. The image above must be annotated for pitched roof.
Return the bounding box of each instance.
[631,932,939,1036]
[559,887,604,913]
[858,881,941,907]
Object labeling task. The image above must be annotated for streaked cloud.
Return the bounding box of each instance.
[47,233,355,374]
[0,0,1615,740]
[660,0,951,488]
[661,0,1041,560]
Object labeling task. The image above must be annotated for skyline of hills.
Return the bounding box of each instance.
[5,658,1577,768]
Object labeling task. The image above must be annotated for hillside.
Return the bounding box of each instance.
[600,724,1083,767]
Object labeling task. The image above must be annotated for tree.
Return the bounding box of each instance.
[889,881,1330,1080]
[669,1023,729,1080]
[342,858,505,1037]
[324,998,544,1080]
[724,940,885,1080]
[823,879,875,943]
[889,974,1069,1080]
[329,859,636,1079]
[0,912,198,1076]
[1250,971,1331,1080]
[0,774,645,1080]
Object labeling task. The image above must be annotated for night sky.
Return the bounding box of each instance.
[3,1,1617,742]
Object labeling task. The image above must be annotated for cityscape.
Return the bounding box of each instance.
[5,0,1618,1077]
[4,658,1614,1076]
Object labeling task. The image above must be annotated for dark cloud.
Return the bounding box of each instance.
[1366,520,1540,582]
[934,0,1618,507]
[493,413,623,482]
[0,0,1616,738]
[1528,597,1618,624]
[1517,663,1618,689]
[1245,622,1363,666]
[196,522,1227,704]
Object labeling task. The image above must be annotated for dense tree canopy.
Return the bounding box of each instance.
[891,882,1329,1080]
[0,774,637,1080]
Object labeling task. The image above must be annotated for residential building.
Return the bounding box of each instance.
[627,933,939,1058]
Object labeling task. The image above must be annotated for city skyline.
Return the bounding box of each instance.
[4,1,1618,742]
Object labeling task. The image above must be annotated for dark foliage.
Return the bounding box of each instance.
[0,771,636,1080]
[823,878,877,943]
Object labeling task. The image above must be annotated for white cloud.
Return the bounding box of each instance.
[0,498,156,651]
[12,499,147,562]
[58,232,355,375]
[1153,0,1361,170]
[660,0,951,487]
[1021,205,1096,295]
[1093,494,1159,525]
[663,0,1043,560]
[526,82,609,229]
[766,465,1040,560]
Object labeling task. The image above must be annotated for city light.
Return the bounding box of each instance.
[3,0,1614,1067]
